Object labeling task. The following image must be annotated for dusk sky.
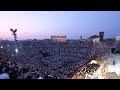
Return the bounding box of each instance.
[0,11,120,40]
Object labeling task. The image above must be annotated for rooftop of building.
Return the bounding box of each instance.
[51,35,66,38]
[89,35,100,39]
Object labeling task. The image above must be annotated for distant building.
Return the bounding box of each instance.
[51,35,67,43]
[80,35,82,40]
[116,36,120,41]
[89,35,100,42]
[88,31,104,42]
[99,32,104,41]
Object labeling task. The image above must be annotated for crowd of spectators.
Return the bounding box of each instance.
[0,39,115,79]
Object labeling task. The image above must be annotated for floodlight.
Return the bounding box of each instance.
[1,46,3,48]
[15,48,18,53]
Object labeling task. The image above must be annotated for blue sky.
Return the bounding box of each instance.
[0,11,120,40]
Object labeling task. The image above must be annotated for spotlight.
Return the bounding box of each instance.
[15,48,18,53]
[1,46,3,48]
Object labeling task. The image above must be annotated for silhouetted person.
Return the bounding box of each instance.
[113,61,115,65]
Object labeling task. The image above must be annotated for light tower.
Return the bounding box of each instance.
[0,38,2,60]
[10,28,18,54]
[0,37,3,49]
[10,28,17,41]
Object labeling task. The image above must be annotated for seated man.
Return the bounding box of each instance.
[0,68,10,79]
[0,73,9,79]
